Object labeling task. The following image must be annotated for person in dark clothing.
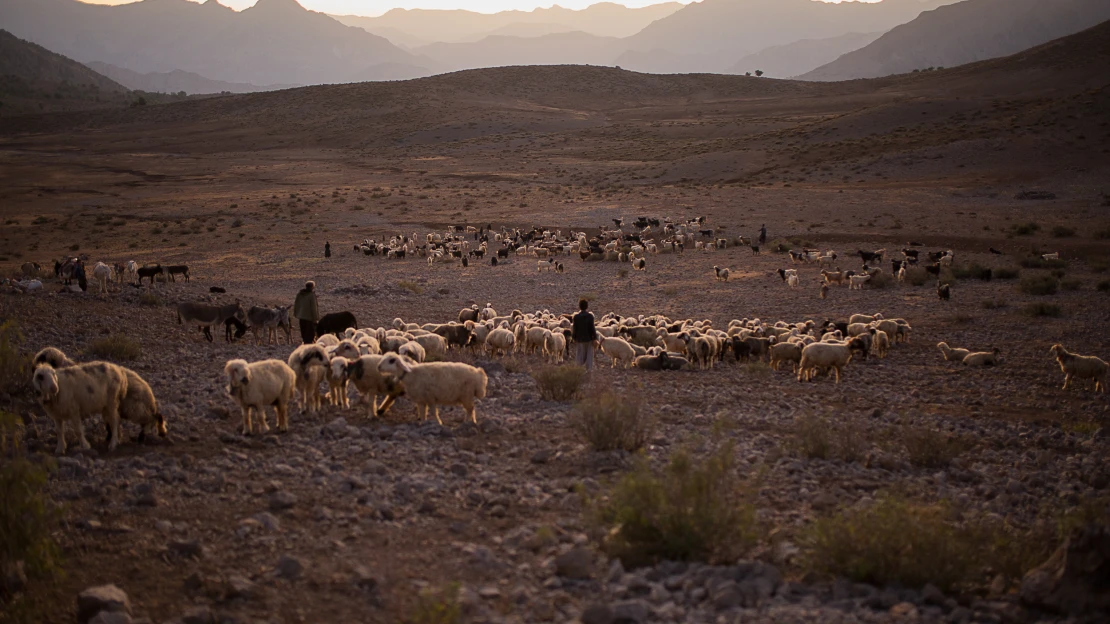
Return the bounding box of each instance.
[324,241,331,258]
[293,281,320,344]
[75,260,88,292]
[572,299,597,370]
[759,224,767,244]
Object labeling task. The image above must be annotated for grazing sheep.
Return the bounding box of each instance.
[872,330,890,359]
[1042,252,1060,261]
[848,313,883,325]
[524,326,552,356]
[713,266,730,282]
[340,355,396,415]
[484,327,516,357]
[600,337,638,368]
[1049,344,1107,392]
[32,347,77,370]
[224,359,296,435]
[821,270,845,286]
[33,362,127,454]
[820,283,829,299]
[787,273,800,288]
[633,351,689,371]
[962,348,1001,367]
[797,342,853,383]
[411,333,447,359]
[769,341,803,372]
[375,354,488,425]
[849,274,870,290]
[546,332,567,363]
[316,333,340,348]
[399,340,427,363]
[325,357,352,408]
[287,344,329,414]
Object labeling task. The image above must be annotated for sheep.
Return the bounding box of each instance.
[847,322,870,337]
[713,266,730,282]
[797,342,852,383]
[769,341,802,372]
[872,330,890,359]
[937,282,951,300]
[32,362,127,454]
[546,332,567,363]
[411,333,447,359]
[399,340,427,363]
[962,348,1001,367]
[787,273,800,288]
[1049,344,1107,392]
[32,348,165,444]
[820,283,829,299]
[1042,252,1059,261]
[821,270,845,286]
[224,359,296,435]
[600,337,637,368]
[525,326,552,356]
[331,339,361,361]
[316,333,340,348]
[937,342,970,363]
[92,262,113,294]
[375,354,488,425]
[633,351,690,371]
[287,344,328,414]
[848,313,882,325]
[339,355,397,415]
[849,274,870,290]
[484,327,516,357]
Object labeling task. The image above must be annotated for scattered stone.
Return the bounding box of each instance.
[77,585,131,624]
[581,603,615,624]
[531,449,556,464]
[167,539,205,560]
[180,605,215,624]
[88,612,132,624]
[554,547,593,579]
[268,490,297,511]
[610,599,649,624]
[275,554,304,580]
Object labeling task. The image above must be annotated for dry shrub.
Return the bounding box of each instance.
[994,267,1020,280]
[905,267,929,286]
[1019,274,1058,296]
[1024,303,1062,318]
[901,425,965,468]
[571,391,653,452]
[0,321,30,396]
[1060,278,1082,291]
[532,364,586,401]
[86,334,142,362]
[1019,257,1067,270]
[806,495,1048,592]
[138,292,163,307]
[591,443,762,567]
[791,414,869,462]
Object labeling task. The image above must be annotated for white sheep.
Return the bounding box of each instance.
[1049,344,1107,392]
[484,327,516,357]
[600,336,637,368]
[316,333,340,348]
[224,359,296,434]
[849,274,871,290]
[787,273,800,288]
[797,342,853,383]
[962,348,1001,367]
[33,362,127,454]
[769,341,802,372]
[92,262,113,294]
[399,340,427,363]
[525,326,552,356]
[376,354,488,425]
[713,266,730,282]
[1042,252,1060,261]
[287,344,328,414]
[936,342,968,362]
[546,331,567,363]
[412,333,447,359]
[848,313,883,325]
[872,330,890,359]
[325,357,351,408]
[337,355,396,415]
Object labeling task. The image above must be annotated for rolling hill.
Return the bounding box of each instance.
[414,32,626,73]
[0,28,130,115]
[800,0,1110,81]
[0,0,436,86]
[726,32,883,79]
[85,62,291,95]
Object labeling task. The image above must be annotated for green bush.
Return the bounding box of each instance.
[1050,225,1076,238]
[409,582,461,624]
[591,443,763,567]
[0,321,29,396]
[532,365,586,401]
[805,496,1047,592]
[1024,303,1062,317]
[571,391,653,452]
[397,280,423,295]
[1019,274,1058,296]
[86,334,142,361]
[790,414,868,462]
[1,413,62,597]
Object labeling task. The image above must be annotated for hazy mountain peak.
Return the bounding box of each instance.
[200,0,232,10]
[247,0,307,14]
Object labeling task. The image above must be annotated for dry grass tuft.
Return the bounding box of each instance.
[571,391,653,452]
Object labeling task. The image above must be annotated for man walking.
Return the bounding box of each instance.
[324,241,331,258]
[759,224,767,245]
[572,298,597,370]
[294,280,320,344]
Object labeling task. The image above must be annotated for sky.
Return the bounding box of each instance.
[78,0,881,17]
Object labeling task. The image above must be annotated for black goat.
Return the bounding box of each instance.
[937,282,951,300]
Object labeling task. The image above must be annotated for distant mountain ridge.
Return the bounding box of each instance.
[727,32,883,79]
[85,61,292,94]
[0,0,436,86]
[800,0,1110,81]
[333,3,684,45]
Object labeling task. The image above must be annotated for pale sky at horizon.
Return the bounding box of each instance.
[78,0,879,18]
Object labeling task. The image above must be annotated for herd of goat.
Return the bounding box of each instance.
[27,299,1107,454]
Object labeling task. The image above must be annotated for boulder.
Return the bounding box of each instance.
[77,585,131,624]
[1020,524,1110,615]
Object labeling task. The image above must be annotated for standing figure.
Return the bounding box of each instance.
[294,281,320,344]
[572,299,597,370]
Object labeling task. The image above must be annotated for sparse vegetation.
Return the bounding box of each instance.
[1009,221,1040,236]
[981,298,1008,310]
[86,334,142,361]
[0,321,29,396]
[994,267,1020,279]
[790,414,869,462]
[1019,256,1066,270]
[1061,277,1082,291]
[1051,225,1076,238]
[397,280,423,295]
[571,390,653,452]
[1024,302,1062,317]
[1019,274,1058,295]
[138,292,163,307]
[900,425,965,468]
[532,364,586,401]
[591,443,762,567]
[408,582,461,624]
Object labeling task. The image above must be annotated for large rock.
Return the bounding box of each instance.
[1020,524,1110,615]
[554,547,593,580]
[77,585,131,624]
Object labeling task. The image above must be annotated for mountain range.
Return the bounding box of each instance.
[84,61,294,95]
[800,0,1110,81]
